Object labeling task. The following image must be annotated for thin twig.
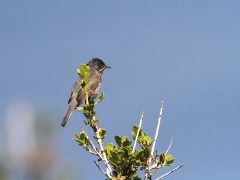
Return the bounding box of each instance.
[144,174,148,179]
[87,149,98,155]
[144,101,164,179]
[94,160,107,177]
[150,125,170,171]
[151,101,164,156]
[132,109,145,153]
[147,101,164,179]
[155,163,184,180]
[95,125,112,178]
[165,137,173,155]
[81,127,100,156]
[84,118,112,178]
[86,91,89,106]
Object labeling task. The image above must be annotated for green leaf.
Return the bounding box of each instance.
[144,136,152,142]
[110,150,120,161]
[132,134,136,140]
[75,139,84,146]
[110,161,119,171]
[143,147,151,158]
[118,159,126,169]
[74,133,80,139]
[115,135,121,147]
[131,171,139,179]
[98,92,105,101]
[81,80,87,89]
[74,131,90,147]
[132,125,139,132]
[76,106,84,111]
[164,154,175,165]
[122,139,131,147]
[159,153,165,164]
[77,68,81,75]
[83,72,90,84]
[79,64,90,78]
[135,150,144,159]
[82,65,90,84]
[121,147,130,158]
[78,64,90,91]
[79,131,86,139]
[132,125,143,141]
[95,92,105,105]
[123,146,132,153]
[98,128,107,139]
[93,119,100,126]
[105,143,115,155]
[121,136,131,147]
[143,136,153,146]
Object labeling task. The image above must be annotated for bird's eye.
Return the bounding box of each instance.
[100,64,104,68]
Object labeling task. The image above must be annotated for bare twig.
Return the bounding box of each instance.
[146,101,164,179]
[87,149,98,155]
[144,173,152,180]
[95,126,112,178]
[165,137,173,155]
[86,91,89,106]
[149,126,173,171]
[132,109,145,153]
[151,101,164,156]
[155,163,184,180]
[84,117,112,178]
[150,162,158,170]
[81,127,100,156]
[94,160,107,177]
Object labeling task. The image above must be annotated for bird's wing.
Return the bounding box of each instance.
[68,77,82,104]
[88,73,101,100]
[67,91,73,104]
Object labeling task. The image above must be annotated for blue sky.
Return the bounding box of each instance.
[1,1,240,179]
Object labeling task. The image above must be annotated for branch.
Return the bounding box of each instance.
[94,123,112,178]
[145,101,164,179]
[94,161,107,177]
[81,127,101,156]
[132,109,145,152]
[84,117,112,178]
[165,137,173,155]
[151,101,164,156]
[87,149,98,155]
[155,163,184,180]
[149,130,173,171]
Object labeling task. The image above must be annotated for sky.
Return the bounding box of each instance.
[0,1,240,179]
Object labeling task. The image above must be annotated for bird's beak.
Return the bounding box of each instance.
[104,65,111,69]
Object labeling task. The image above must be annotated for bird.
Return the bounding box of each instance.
[61,58,111,127]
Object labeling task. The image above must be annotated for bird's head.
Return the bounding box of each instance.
[87,58,111,74]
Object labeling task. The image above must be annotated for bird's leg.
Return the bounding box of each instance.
[89,89,98,96]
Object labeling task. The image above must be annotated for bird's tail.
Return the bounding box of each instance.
[61,105,75,127]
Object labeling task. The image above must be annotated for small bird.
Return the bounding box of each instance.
[61,58,111,127]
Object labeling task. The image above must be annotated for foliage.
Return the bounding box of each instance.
[73,64,177,180]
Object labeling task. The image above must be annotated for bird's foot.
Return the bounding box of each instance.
[89,89,98,95]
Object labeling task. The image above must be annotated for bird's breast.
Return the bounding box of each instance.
[98,70,104,80]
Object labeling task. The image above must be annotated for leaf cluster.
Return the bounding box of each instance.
[105,136,142,180]
[74,132,90,151]
[77,64,90,91]
[132,125,152,149]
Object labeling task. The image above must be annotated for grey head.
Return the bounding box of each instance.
[87,58,111,72]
